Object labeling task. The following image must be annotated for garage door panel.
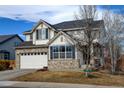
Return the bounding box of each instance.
[20,54,47,69]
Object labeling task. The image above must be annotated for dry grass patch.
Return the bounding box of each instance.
[11,71,124,87]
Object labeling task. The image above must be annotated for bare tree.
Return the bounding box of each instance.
[71,5,104,77]
[102,7,124,74]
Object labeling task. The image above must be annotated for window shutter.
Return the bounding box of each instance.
[36,30,39,40]
[46,28,48,39]
[50,46,53,59]
[72,46,75,58]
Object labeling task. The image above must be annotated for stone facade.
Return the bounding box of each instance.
[48,59,80,70]
[15,47,48,69]
[16,47,80,70]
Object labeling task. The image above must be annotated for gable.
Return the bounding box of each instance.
[36,22,48,29]
[49,31,75,46]
[33,22,56,40]
[32,21,57,40]
[23,20,57,35]
[31,20,57,34]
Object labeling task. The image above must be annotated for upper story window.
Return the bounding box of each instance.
[36,28,48,40]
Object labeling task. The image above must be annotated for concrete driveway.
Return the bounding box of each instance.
[0,69,35,81]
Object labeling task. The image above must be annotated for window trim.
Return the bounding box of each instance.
[50,45,75,60]
[36,28,49,40]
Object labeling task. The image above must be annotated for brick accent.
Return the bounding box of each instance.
[48,59,80,70]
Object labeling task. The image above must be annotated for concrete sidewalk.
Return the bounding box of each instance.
[0,81,119,88]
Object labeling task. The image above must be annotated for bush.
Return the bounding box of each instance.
[0,64,6,71]
[0,63,9,71]
[0,60,15,71]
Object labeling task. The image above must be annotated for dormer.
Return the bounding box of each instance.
[23,20,57,45]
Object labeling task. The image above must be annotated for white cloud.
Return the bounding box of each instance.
[0,5,79,24]
[0,5,107,25]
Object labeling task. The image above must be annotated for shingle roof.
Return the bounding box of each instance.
[53,19,104,30]
[24,30,31,33]
[16,41,48,49]
[24,19,104,33]
[0,34,23,44]
[19,41,33,46]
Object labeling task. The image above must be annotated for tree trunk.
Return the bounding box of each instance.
[109,39,116,74]
[85,44,91,77]
[114,43,118,72]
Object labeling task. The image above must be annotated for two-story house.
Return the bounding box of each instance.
[0,34,23,60]
[15,19,105,70]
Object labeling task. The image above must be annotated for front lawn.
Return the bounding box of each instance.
[11,71,124,87]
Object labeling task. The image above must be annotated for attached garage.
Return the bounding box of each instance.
[20,52,48,69]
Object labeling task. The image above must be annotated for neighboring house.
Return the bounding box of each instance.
[0,34,23,60]
[15,19,105,70]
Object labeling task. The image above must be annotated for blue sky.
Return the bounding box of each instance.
[0,5,123,39]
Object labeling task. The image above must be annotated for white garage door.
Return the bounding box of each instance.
[20,52,47,69]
